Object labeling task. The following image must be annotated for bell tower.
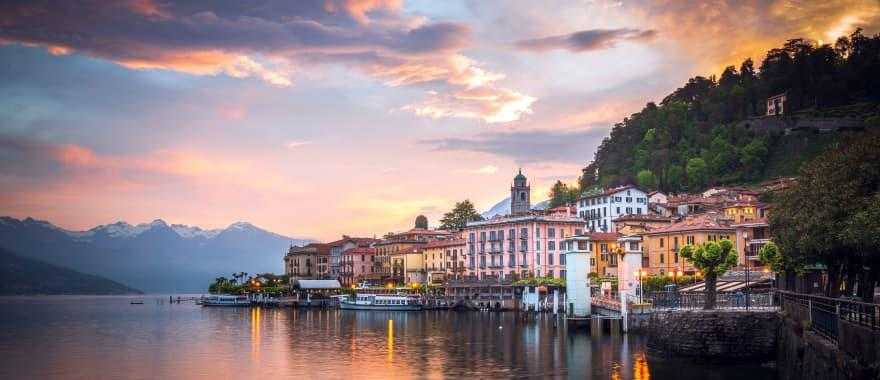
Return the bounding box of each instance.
[510,169,531,215]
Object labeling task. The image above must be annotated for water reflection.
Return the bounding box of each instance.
[0,297,775,379]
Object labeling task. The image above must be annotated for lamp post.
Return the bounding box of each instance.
[744,233,750,311]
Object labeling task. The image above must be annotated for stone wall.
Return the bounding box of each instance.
[645,310,780,362]
[777,311,880,380]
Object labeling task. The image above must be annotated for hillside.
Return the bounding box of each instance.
[0,217,311,293]
[579,31,880,193]
[0,248,142,295]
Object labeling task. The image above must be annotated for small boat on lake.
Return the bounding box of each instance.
[340,294,422,311]
[201,295,251,307]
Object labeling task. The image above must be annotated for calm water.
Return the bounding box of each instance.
[0,296,775,379]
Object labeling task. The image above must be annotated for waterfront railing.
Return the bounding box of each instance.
[645,290,776,310]
[777,290,880,343]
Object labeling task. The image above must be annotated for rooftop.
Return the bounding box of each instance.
[645,212,734,235]
[466,213,583,227]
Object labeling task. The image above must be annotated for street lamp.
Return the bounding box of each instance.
[744,232,750,311]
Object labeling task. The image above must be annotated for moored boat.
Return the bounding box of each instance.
[340,294,422,311]
[201,295,251,307]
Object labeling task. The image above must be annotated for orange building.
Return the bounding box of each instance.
[642,213,736,276]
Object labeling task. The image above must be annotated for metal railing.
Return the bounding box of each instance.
[645,290,776,310]
[777,290,880,343]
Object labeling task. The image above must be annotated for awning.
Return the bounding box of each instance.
[292,280,341,289]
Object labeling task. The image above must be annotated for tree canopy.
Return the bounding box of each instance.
[439,200,484,230]
[547,181,581,208]
[578,30,880,193]
[680,239,738,309]
[769,132,880,299]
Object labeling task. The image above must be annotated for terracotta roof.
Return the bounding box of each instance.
[645,213,733,235]
[612,214,674,223]
[586,232,621,241]
[423,239,466,249]
[342,247,375,255]
[328,236,379,247]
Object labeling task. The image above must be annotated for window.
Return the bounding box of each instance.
[549,241,556,251]
[536,241,541,251]
[673,237,679,249]
[559,254,565,265]
[521,227,527,237]
[660,238,664,248]
[626,207,632,214]
[536,228,541,238]
[560,270,566,279]
[469,233,475,242]
[687,235,695,245]
[660,253,664,263]
[674,251,679,263]
[537,253,541,265]
[548,228,556,238]
[637,207,642,214]
[480,232,486,241]
[548,270,554,278]
[616,207,621,214]
[548,254,554,265]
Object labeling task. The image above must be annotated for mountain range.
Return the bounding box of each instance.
[481,198,550,219]
[0,248,142,295]
[0,217,310,293]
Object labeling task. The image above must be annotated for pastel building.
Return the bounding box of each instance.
[423,239,466,283]
[339,246,376,286]
[284,243,331,280]
[328,236,379,279]
[464,214,584,280]
[577,185,649,232]
[642,212,736,276]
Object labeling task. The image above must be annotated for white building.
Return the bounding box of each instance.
[577,185,648,233]
[648,191,667,205]
[563,235,592,317]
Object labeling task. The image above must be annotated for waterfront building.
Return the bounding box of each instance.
[465,214,584,280]
[642,212,736,275]
[373,216,451,283]
[328,236,379,279]
[562,235,592,317]
[423,239,466,284]
[284,243,331,280]
[510,169,531,215]
[589,232,622,277]
[340,246,376,286]
[733,218,771,268]
[390,245,426,284]
[612,214,674,236]
[577,185,648,232]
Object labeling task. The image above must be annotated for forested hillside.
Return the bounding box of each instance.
[577,29,880,194]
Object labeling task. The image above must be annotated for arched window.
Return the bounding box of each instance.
[520,191,526,201]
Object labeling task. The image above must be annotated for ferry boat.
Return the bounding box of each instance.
[201,295,251,307]
[339,294,422,311]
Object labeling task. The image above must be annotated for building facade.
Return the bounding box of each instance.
[340,246,376,286]
[612,214,674,236]
[577,185,648,232]
[642,213,736,275]
[390,245,426,284]
[372,216,451,283]
[423,239,466,283]
[464,214,584,280]
[283,243,331,280]
[328,236,379,279]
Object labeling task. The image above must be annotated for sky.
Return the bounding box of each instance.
[1,0,878,241]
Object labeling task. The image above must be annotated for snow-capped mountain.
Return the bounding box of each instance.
[481,198,550,219]
[0,216,311,293]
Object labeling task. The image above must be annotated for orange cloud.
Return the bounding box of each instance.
[403,86,536,123]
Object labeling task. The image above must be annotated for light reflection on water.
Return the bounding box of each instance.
[0,296,773,379]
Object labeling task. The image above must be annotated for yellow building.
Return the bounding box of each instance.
[642,213,736,276]
[390,246,426,285]
[612,214,674,236]
[588,232,621,277]
[723,202,758,224]
[423,239,466,283]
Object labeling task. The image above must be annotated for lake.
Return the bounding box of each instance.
[0,296,775,379]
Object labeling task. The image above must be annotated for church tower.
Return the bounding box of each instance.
[510,169,531,215]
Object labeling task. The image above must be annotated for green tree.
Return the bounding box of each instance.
[636,169,657,189]
[547,181,580,208]
[740,137,769,179]
[680,239,738,309]
[665,165,685,192]
[439,200,484,230]
[685,157,709,189]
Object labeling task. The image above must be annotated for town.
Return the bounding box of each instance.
[276,169,785,312]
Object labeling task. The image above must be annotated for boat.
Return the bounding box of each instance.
[201,295,251,307]
[130,300,144,305]
[339,293,422,311]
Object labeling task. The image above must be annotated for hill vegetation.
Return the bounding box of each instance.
[574,29,880,195]
[0,248,142,295]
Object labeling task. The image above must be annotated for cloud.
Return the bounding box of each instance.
[422,129,608,164]
[0,0,533,122]
[403,86,536,123]
[468,165,499,175]
[285,140,313,149]
[516,28,657,52]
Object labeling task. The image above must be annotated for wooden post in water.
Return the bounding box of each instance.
[591,317,602,337]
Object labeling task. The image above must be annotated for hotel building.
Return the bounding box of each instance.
[577,185,649,232]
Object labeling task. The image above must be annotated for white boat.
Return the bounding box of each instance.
[340,294,422,311]
[201,295,251,307]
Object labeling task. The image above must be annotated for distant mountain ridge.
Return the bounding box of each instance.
[481,198,550,219]
[0,217,311,293]
[0,248,142,295]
